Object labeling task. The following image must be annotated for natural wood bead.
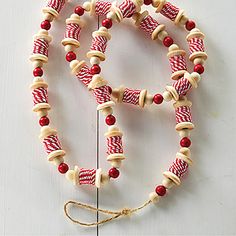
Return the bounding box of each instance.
[111,159,122,168]
[162,177,175,189]
[101,107,113,116]
[33,60,43,68]
[64,44,76,52]
[179,15,189,25]
[158,30,168,41]
[144,93,153,105]
[179,129,190,138]
[95,168,102,188]
[194,57,205,65]
[43,12,54,22]
[101,173,110,185]
[149,192,160,203]
[191,72,201,83]
[82,2,91,11]
[52,157,64,166]
[90,56,100,65]
[37,109,48,117]
[162,91,172,102]
[107,11,117,20]
[153,0,166,12]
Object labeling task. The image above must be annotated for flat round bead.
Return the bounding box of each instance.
[153,94,164,104]
[74,6,85,16]
[66,51,76,62]
[185,20,196,31]
[194,64,204,74]
[155,185,166,196]
[90,64,101,74]
[105,114,116,125]
[108,167,120,178]
[102,18,112,29]
[33,67,43,77]
[39,116,50,126]
[41,20,51,30]
[58,163,69,174]
[163,36,174,47]
[180,137,191,147]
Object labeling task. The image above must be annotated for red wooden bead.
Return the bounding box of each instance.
[180,137,191,147]
[163,36,174,47]
[39,116,50,126]
[90,64,101,74]
[144,0,152,5]
[105,114,116,125]
[33,67,43,77]
[107,86,112,94]
[102,18,112,29]
[66,51,76,62]
[185,20,196,31]
[153,94,164,104]
[109,168,120,178]
[58,163,69,174]
[74,6,84,16]
[155,185,166,196]
[41,20,51,30]
[194,64,204,74]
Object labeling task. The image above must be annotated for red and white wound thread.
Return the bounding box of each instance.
[32,87,48,105]
[43,135,62,154]
[160,2,180,22]
[119,0,136,18]
[122,88,141,105]
[169,158,188,178]
[79,168,96,185]
[175,105,192,124]
[46,0,66,13]
[139,15,159,36]
[169,55,187,74]
[65,23,81,41]
[189,38,205,55]
[76,64,93,87]
[173,77,192,97]
[107,136,124,155]
[95,1,112,16]
[33,39,49,57]
[93,85,111,104]
[90,36,108,54]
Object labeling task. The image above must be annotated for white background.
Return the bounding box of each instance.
[0,0,235,235]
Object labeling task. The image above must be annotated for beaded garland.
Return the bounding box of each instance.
[29,0,207,227]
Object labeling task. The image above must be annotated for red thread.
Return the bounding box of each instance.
[93,85,111,104]
[169,158,188,178]
[175,105,192,124]
[173,77,192,97]
[107,136,123,155]
[160,2,179,21]
[43,135,62,154]
[95,1,112,16]
[169,55,187,73]
[46,0,66,13]
[79,168,96,185]
[122,88,141,105]
[33,38,49,57]
[76,64,93,87]
[90,36,108,54]
[32,87,48,105]
[119,0,136,18]
[65,23,81,41]
[139,15,159,36]
[189,37,205,54]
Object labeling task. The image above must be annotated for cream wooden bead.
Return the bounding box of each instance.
[162,176,175,189]
[162,91,172,102]
[149,192,160,203]
[64,44,76,52]
[83,1,91,11]
[111,159,122,168]
[101,106,113,116]
[158,30,168,41]
[95,168,102,188]
[43,12,54,22]
[90,56,100,65]
[179,15,189,25]
[37,109,48,117]
[144,93,153,105]
[179,129,190,138]
[191,72,201,83]
[194,57,205,65]
[101,173,110,185]
[52,157,64,166]
[107,11,117,20]
[33,60,43,68]
[33,77,44,82]
[153,0,166,12]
